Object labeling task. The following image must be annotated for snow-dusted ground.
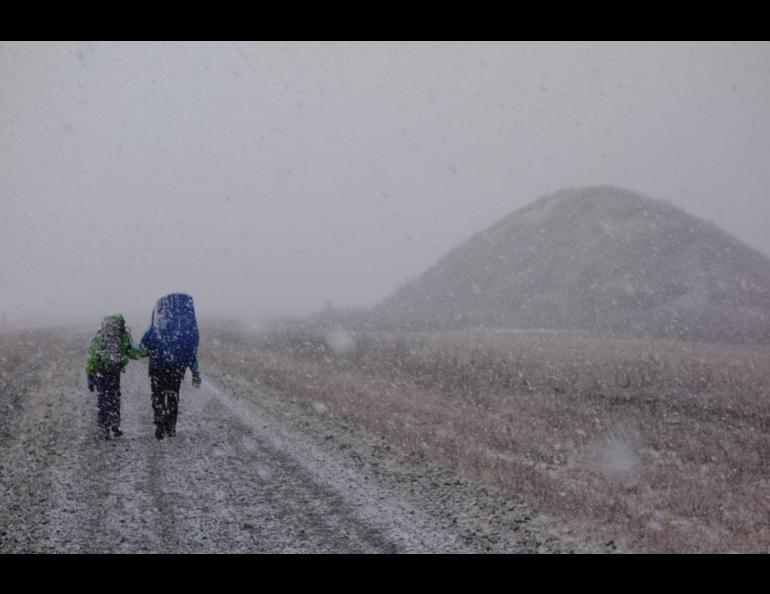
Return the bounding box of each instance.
[0,329,607,553]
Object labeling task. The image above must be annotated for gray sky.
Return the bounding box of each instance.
[2,41,769,325]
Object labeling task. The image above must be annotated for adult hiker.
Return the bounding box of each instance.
[85,314,148,440]
[140,293,201,440]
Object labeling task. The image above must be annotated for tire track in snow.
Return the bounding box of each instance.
[204,378,472,552]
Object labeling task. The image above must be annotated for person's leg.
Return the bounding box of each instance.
[165,392,177,436]
[95,374,111,439]
[164,368,185,436]
[104,373,122,436]
[150,371,167,439]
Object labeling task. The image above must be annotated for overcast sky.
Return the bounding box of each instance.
[1,41,769,325]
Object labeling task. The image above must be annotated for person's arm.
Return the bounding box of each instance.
[85,334,99,390]
[191,357,201,387]
[123,330,149,360]
[85,334,100,376]
[139,327,154,353]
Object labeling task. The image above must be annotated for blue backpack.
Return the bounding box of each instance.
[142,293,199,371]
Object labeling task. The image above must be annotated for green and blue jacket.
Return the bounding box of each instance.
[85,314,148,376]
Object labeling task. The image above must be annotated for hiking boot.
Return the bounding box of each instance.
[165,420,176,437]
[112,426,123,438]
[155,424,165,440]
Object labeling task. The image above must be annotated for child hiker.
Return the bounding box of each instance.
[85,314,148,440]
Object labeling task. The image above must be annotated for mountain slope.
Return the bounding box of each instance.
[374,186,770,343]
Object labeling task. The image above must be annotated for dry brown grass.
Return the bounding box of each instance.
[202,323,770,552]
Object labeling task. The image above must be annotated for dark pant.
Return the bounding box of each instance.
[150,367,185,433]
[95,371,121,430]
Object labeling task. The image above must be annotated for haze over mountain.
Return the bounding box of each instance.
[373,186,770,343]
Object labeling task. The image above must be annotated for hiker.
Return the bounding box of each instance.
[85,314,148,440]
[140,293,201,440]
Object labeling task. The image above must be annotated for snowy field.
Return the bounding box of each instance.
[0,327,603,553]
[203,322,770,553]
